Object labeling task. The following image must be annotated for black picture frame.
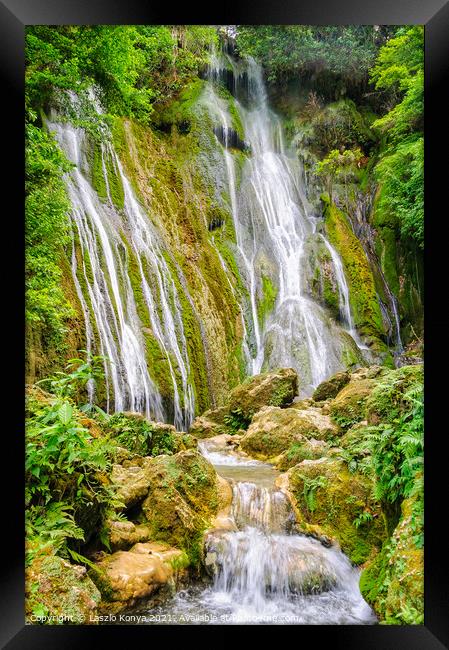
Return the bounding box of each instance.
[2,0,448,647]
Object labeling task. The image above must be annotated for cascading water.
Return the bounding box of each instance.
[203,51,369,394]
[138,438,376,624]
[47,93,195,429]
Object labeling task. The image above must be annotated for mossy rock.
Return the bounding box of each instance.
[107,412,192,457]
[313,371,350,402]
[239,405,338,461]
[106,519,152,552]
[322,197,385,343]
[141,450,219,564]
[227,367,298,419]
[329,378,376,430]
[365,364,423,426]
[360,493,423,624]
[25,554,101,624]
[276,438,329,471]
[284,458,386,565]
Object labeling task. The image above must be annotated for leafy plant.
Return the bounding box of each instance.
[223,407,252,433]
[353,510,374,529]
[302,475,328,513]
[25,502,84,563]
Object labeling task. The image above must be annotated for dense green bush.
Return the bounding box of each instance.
[25,355,119,563]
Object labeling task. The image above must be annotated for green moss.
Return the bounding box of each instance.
[365,365,423,425]
[360,494,423,624]
[330,378,376,430]
[141,451,219,568]
[91,141,107,201]
[257,274,278,328]
[26,554,101,624]
[323,196,385,342]
[288,459,386,565]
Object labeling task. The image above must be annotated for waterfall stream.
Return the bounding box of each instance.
[202,52,369,394]
[47,99,195,429]
[136,439,376,625]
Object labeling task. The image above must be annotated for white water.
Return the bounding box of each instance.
[202,53,369,393]
[47,96,195,428]
[138,439,376,625]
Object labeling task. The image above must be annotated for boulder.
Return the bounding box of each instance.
[279,457,386,565]
[329,378,376,430]
[25,554,101,624]
[313,371,350,402]
[141,450,219,553]
[110,464,151,509]
[107,412,194,455]
[239,406,338,461]
[92,542,189,613]
[189,415,224,439]
[276,438,329,471]
[227,367,298,417]
[106,519,152,552]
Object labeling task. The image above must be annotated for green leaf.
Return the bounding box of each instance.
[58,402,73,425]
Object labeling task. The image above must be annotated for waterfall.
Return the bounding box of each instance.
[148,439,376,624]
[203,52,368,393]
[47,95,195,429]
[205,480,373,622]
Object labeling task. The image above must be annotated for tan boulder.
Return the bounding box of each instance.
[110,464,151,509]
[106,519,152,552]
[189,415,224,439]
[329,378,376,430]
[312,371,350,402]
[93,542,188,613]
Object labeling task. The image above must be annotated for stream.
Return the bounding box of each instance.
[133,439,377,625]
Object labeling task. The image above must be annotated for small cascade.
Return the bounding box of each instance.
[47,94,196,428]
[231,482,294,533]
[144,437,376,624]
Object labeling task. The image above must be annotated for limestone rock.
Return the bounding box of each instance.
[141,450,219,550]
[239,406,338,461]
[276,437,329,471]
[189,415,224,439]
[110,464,151,509]
[93,542,188,613]
[228,367,298,417]
[313,371,350,402]
[280,457,386,565]
[329,378,376,430]
[106,519,152,552]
